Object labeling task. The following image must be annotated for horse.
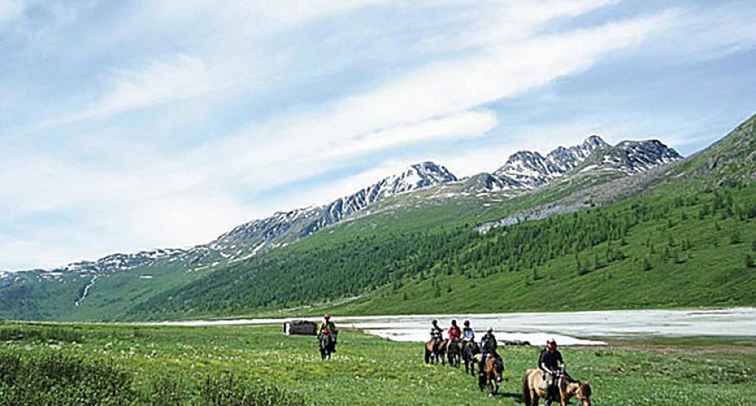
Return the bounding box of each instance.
[319,332,336,360]
[478,353,504,395]
[461,340,480,375]
[522,368,592,406]
[424,338,448,364]
[446,339,462,368]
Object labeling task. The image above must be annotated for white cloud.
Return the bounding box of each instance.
[0,0,25,25]
[7,0,738,270]
[47,54,220,126]
[321,109,498,160]
[215,10,673,191]
[418,0,620,53]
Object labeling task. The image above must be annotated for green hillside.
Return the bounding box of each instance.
[126,179,756,320]
[123,115,756,320]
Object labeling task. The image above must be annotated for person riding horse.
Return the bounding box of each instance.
[462,320,475,342]
[447,320,461,343]
[538,338,565,402]
[479,327,500,370]
[445,320,462,366]
[430,319,443,343]
[461,320,480,374]
[318,314,338,353]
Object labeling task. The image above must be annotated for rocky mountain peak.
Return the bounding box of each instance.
[394,161,458,191]
[202,161,459,265]
[582,135,609,149]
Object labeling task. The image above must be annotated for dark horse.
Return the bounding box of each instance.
[447,339,462,368]
[462,340,480,375]
[319,332,336,360]
[424,338,448,364]
[479,353,504,395]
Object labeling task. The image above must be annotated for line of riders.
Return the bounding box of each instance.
[425,319,591,406]
[316,315,591,405]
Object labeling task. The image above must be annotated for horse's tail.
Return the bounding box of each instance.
[424,346,431,364]
[522,371,532,405]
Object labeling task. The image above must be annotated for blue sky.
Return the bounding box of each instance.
[2,0,755,270]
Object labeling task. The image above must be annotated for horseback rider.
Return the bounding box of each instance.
[479,327,498,369]
[448,319,461,343]
[462,320,475,342]
[318,314,338,352]
[538,338,565,401]
[430,319,443,342]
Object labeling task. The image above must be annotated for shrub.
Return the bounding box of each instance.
[199,372,306,406]
[143,374,191,405]
[0,325,83,343]
[643,257,653,272]
[0,352,135,406]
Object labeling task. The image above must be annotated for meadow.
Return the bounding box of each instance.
[0,322,754,405]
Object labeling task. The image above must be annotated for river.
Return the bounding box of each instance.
[152,307,756,346]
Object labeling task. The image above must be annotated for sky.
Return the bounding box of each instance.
[2,0,755,270]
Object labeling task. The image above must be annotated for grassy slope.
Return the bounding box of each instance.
[126,179,756,321]
[0,272,89,320]
[333,183,756,316]
[0,259,217,321]
[0,322,753,405]
[67,260,216,321]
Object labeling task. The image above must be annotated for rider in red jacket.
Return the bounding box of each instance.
[448,319,462,341]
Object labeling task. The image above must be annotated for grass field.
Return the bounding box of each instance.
[1,322,754,405]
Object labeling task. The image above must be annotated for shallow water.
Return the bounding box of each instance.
[152,307,756,346]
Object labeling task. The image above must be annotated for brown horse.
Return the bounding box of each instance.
[478,353,504,395]
[424,338,448,364]
[522,368,592,406]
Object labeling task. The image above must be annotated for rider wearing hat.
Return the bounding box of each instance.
[448,320,462,342]
[479,327,498,369]
[539,339,565,400]
[430,319,444,342]
[318,314,338,351]
[462,320,475,342]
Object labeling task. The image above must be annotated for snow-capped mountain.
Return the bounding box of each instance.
[577,140,683,175]
[8,138,681,278]
[203,161,458,262]
[548,135,611,172]
[492,135,610,189]
[325,161,457,221]
[473,136,680,192]
[54,249,188,276]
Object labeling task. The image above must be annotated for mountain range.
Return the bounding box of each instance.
[3,135,680,277]
[1,114,754,321]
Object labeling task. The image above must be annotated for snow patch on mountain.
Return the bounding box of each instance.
[492,135,610,189]
[6,135,682,287]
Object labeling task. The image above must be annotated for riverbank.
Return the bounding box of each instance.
[148,307,756,346]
